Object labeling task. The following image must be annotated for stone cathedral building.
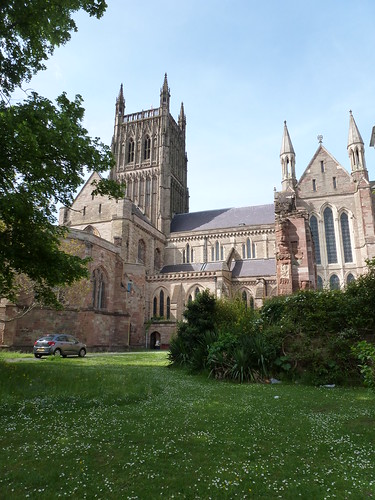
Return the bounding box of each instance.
[2,75,375,350]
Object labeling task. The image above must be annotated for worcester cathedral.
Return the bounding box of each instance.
[3,75,375,350]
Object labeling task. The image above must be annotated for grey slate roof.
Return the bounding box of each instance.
[159,259,276,278]
[231,258,276,277]
[160,262,223,274]
[171,204,275,233]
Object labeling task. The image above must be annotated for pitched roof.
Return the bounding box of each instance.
[171,204,275,233]
[231,258,276,277]
[159,259,276,278]
[160,262,224,274]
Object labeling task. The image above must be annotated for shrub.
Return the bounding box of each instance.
[352,340,375,388]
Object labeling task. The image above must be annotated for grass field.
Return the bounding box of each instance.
[0,351,374,499]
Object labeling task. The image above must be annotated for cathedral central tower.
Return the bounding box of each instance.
[110,74,189,235]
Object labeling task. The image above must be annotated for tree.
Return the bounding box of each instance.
[0,1,125,307]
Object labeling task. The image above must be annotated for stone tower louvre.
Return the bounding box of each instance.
[111,74,189,235]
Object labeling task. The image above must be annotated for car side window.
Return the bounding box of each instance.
[57,335,68,342]
[67,336,77,343]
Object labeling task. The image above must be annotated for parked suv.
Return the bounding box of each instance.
[33,334,86,358]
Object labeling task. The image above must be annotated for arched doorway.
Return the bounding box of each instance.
[150,331,161,350]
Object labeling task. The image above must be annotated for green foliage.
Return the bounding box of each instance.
[352,340,375,388]
[0,0,108,98]
[0,1,126,307]
[345,258,375,334]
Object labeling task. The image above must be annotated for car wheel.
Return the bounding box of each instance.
[54,348,62,357]
[34,354,41,358]
[78,348,86,358]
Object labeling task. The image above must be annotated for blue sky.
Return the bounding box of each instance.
[18,0,375,213]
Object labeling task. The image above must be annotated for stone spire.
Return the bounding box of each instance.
[280,121,296,190]
[160,73,170,109]
[116,83,125,116]
[178,102,186,130]
[347,111,367,176]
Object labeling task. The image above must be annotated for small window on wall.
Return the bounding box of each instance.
[127,138,135,163]
[309,215,321,265]
[242,290,247,309]
[333,177,337,189]
[144,135,151,160]
[312,179,316,192]
[340,212,353,263]
[166,297,171,319]
[317,275,323,290]
[320,161,324,173]
[329,274,340,290]
[138,239,146,264]
[346,273,355,285]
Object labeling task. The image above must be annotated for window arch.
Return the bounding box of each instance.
[215,241,220,261]
[246,238,251,259]
[346,273,355,285]
[152,289,170,319]
[127,138,135,163]
[340,212,353,263]
[138,239,146,264]
[309,215,321,265]
[153,297,157,317]
[92,268,107,310]
[144,135,151,160]
[242,290,247,307]
[166,297,171,319]
[329,274,340,290]
[154,248,161,271]
[317,275,323,290]
[194,287,200,299]
[159,290,164,317]
[324,207,337,264]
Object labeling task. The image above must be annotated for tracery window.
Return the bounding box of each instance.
[347,273,355,285]
[138,239,146,264]
[309,215,321,265]
[159,290,164,317]
[166,297,171,319]
[144,135,151,160]
[92,268,107,310]
[127,138,135,163]
[194,287,200,299]
[340,213,353,263]
[324,207,337,264]
[329,274,340,290]
[317,275,323,290]
[154,248,161,271]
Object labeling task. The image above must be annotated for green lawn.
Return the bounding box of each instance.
[0,351,374,499]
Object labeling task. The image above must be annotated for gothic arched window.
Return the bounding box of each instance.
[194,287,200,299]
[215,241,220,261]
[310,215,321,265]
[329,274,340,290]
[138,239,146,264]
[242,290,247,309]
[186,243,190,263]
[154,248,161,271]
[144,135,151,160]
[347,273,355,285]
[127,138,135,163]
[153,296,157,317]
[317,275,323,290]
[159,290,164,317]
[340,212,353,263]
[246,239,251,259]
[92,268,107,310]
[166,297,171,319]
[324,207,337,264]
